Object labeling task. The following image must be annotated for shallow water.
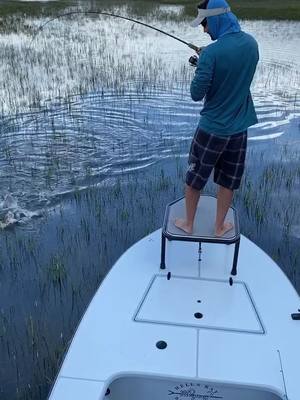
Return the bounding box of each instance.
[0,8,299,400]
[0,17,299,217]
[0,84,299,217]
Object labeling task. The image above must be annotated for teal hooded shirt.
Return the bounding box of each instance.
[190,0,259,136]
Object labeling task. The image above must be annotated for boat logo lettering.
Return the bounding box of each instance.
[168,383,223,399]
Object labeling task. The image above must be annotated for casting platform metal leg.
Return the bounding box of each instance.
[160,234,166,269]
[231,239,240,276]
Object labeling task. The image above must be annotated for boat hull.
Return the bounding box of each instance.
[48,229,300,400]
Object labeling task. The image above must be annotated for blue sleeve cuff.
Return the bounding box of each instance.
[190,50,214,102]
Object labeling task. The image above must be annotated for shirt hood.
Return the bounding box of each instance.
[207,0,241,40]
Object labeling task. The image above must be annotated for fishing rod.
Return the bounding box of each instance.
[30,11,200,53]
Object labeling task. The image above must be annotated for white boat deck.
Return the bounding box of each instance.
[49,228,300,399]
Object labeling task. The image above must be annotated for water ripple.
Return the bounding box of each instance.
[0,82,299,222]
[0,18,299,222]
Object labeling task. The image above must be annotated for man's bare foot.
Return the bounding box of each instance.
[215,221,234,237]
[174,218,193,234]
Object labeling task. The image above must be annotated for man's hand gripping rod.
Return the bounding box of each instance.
[188,44,206,67]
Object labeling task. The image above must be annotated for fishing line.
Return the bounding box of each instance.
[29,11,199,52]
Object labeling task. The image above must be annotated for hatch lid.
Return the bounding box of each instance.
[135,276,264,334]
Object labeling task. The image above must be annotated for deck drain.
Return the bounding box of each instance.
[156,340,167,350]
[194,312,203,319]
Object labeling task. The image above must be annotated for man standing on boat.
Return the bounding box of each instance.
[175,0,259,236]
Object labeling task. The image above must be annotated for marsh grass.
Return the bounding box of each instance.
[178,0,300,20]
[0,11,192,115]
[48,256,66,285]
[0,5,299,116]
[0,0,299,21]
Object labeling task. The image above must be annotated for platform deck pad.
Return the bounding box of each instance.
[165,196,239,241]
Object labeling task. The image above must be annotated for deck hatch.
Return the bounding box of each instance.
[135,275,264,334]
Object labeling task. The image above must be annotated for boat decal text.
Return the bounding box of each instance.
[168,383,223,400]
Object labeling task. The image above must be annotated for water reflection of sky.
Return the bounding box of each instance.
[0,16,299,217]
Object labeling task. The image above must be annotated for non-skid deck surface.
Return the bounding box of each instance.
[166,196,239,240]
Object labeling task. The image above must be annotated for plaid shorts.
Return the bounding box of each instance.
[186,128,247,191]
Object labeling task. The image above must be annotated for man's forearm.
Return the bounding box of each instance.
[190,50,214,102]
[190,79,208,101]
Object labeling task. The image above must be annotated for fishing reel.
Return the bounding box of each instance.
[189,46,206,67]
[189,55,199,67]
